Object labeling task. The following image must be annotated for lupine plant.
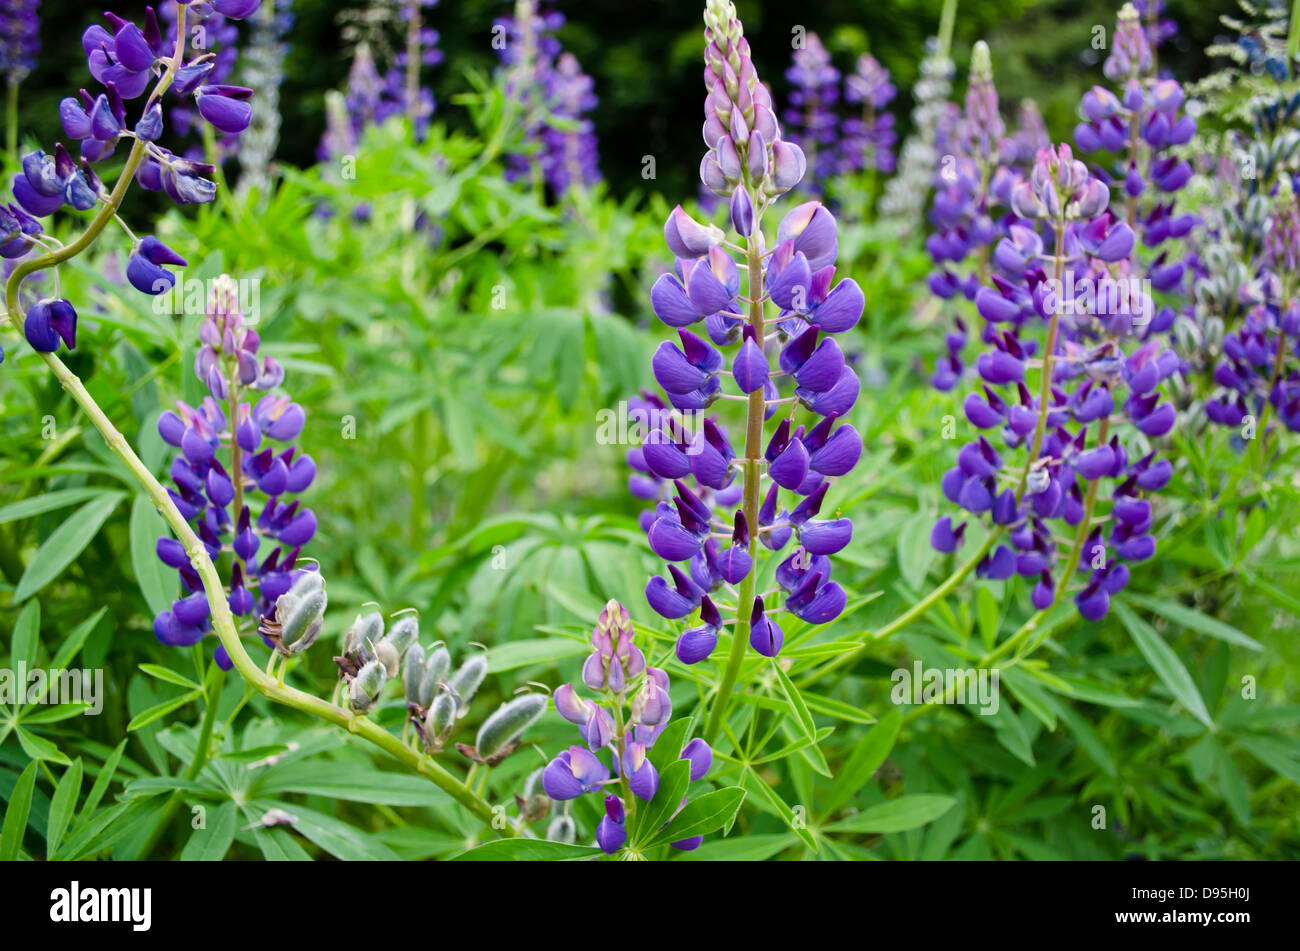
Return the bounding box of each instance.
[0,0,1297,867]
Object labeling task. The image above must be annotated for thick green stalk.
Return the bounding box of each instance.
[703,197,765,745]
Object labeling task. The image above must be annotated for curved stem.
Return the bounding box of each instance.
[799,525,1004,688]
[0,2,507,837]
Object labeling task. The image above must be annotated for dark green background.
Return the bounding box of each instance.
[20,0,1231,198]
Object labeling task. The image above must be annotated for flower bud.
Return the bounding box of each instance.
[349,659,387,713]
[448,654,488,715]
[402,644,426,704]
[546,812,576,844]
[424,691,456,746]
[475,693,547,762]
[381,615,419,663]
[276,588,326,656]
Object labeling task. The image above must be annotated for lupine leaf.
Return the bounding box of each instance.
[648,786,746,847]
[825,795,956,834]
[1114,602,1213,729]
[629,758,691,847]
[0,761,38,859]
[824,708,901,816]
[45,759,83,859]
[453,839,602,861]
[130,494,176,617]
[126,690,201,732]
[13,493,125,602]
[180,802,238,861]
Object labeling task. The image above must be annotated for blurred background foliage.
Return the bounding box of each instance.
[25,0,1226,200]
[0,0,1297,861]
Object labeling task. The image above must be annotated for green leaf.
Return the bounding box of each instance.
[1122,593,1263,651]
[11,600,40,670]
[0,761,38,859]
[825,795,956,834]
[180,802,238,861]
[897,513,935,590]
[630,758,692,847]
[824,708,901,816]
[130,494,177,617]
[46,759,83,859]
[127,690,201,732]
[741,766,818,853]
[649,786,746,847]
[771,658,817,743]
[482,637,587,672]
[674,832,795,861]
[0,488,107,526]
[138,663,202,690]
[453,839,602,861]
[1113,602,1213,729]
[281,805,401,861]
[49,609,107,672]
[14,493,124,602]
[81,739,127,817]
[976,585,1000,652]
[16,728,71,764]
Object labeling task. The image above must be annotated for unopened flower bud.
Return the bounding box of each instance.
[475,693,547,762]
[448,654,488,715]
[349,659,387,713]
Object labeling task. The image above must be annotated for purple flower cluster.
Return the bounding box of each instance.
[639,0,862,666]
[152,277,316,668]
[936,143,1180,621]
[1206,178,1300,434]
[542,600,713,854]
[926,44,1059,394]
[783,33,840,188]
[0,0,39,84]
[841,54,897,175]
[318,3,442,160]
[1073,4,1196,264]
[495,0,600,196]
[5,3,261,364]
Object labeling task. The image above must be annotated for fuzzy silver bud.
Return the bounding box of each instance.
[349,659,387,713]
[475,693,547,760]
[447,654,488,716]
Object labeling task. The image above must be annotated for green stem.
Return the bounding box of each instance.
[0,3,508,838]
[800,525,1004,687]
[703,197,765,746]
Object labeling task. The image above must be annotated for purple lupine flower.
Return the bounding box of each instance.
[841,54,897,175]
[544,600,716,856]
[784,32,841,191]
[638,0,856,684]
[152,277,314,668]
[0,0,40,85]
[317,1,441,161]
[1206,178,1300,435]
[494,0,599,197]
[935,142,1182,621]
[924,42,1037,393]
